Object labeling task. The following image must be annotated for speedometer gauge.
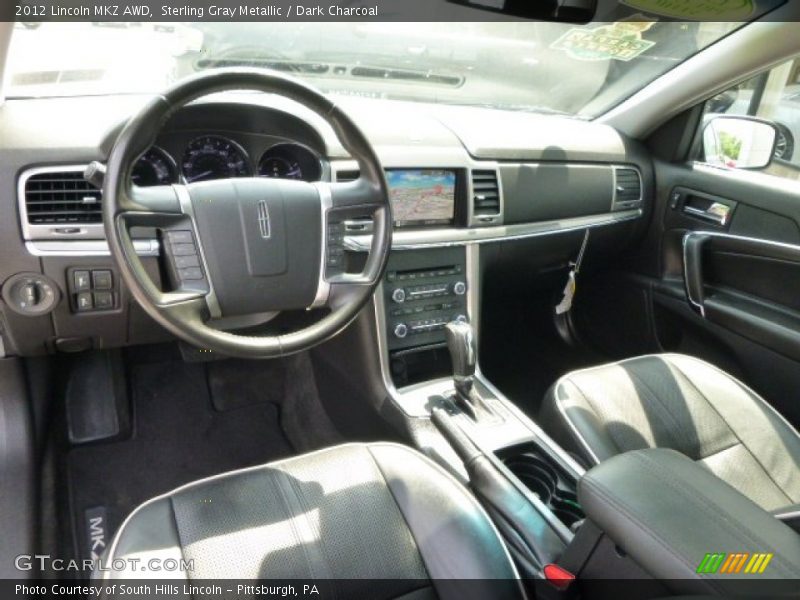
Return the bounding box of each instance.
[181,136,250,183]
[132,147,176,187]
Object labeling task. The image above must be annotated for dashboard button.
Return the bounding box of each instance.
[74,270,91,292]
[92,270,113,290]
[77,292,93,311]
[93,292,114,310]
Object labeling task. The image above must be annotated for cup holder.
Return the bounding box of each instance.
[501,447,585,529]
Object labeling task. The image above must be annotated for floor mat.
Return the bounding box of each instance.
[65,357,298,563]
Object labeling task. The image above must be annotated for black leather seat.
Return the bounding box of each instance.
[98,443,524,599]
[540,353,800,512]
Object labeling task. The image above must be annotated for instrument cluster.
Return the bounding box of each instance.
[132,135,324,187]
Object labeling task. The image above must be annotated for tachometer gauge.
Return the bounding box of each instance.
[181,135,250,183]
[132,147,177,187]
[258,143,322,182]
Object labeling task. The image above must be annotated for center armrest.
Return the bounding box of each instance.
[577,448,800,596]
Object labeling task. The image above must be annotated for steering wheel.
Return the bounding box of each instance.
[102,69,392,358]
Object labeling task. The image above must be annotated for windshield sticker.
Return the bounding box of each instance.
[619,0,759,21]
[551,16,657,62]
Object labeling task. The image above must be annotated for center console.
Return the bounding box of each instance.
[382,247,469,386]
[372,242,589,580]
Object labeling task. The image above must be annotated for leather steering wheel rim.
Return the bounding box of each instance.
[103,69,392,359]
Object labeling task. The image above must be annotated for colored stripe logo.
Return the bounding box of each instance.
[697,553,773,574]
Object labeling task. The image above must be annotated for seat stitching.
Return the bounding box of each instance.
[284,470,338,594]
[569,364,685,454]
[667,358,793,504]
[695,441,741,461]
[271,469,324,587]
[622,366,691,450]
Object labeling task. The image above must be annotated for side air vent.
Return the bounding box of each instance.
[24,169,102,224]
[471,170,500,217]
[614,168,642,208]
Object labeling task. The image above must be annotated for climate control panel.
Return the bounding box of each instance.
[383,247,468,351]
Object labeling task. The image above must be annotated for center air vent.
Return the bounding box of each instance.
[614,168,642,206]
[471,170,500,217]
[24,169,102,225]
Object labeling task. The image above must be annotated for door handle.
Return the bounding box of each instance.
[682,202,732,226]
[683,232,711,316]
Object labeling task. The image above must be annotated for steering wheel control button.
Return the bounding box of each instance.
[2,273,61,316]
[178,268,204,281]
[163,228,209,293]
[166,230,195,244]
[325,222,346,276]
[77,292,93,312]
[174,255,200,269]
[92,270,113,290]
[74,271,91,292]
[172,243,198,256]
[93,292,114,310]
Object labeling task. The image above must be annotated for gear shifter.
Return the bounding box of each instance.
[445,321,476,400]
[445,321,492,420]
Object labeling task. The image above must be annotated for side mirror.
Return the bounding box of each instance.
[702,116,778,170]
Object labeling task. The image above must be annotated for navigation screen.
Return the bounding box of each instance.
[386,169,456,227]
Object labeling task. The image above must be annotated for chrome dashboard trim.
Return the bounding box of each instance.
[25,239,160,257]
[346,208,642,251]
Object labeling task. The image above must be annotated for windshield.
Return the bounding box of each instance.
[5,21,741,118]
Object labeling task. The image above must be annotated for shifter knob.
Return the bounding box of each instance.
[444,321,476,390]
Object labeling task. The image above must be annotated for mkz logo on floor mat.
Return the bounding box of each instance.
[85,506,109,561]
[697,552,773,574]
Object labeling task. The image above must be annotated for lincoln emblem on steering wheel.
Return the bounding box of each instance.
[257,200,271,240]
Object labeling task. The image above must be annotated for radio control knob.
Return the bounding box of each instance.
[455,314,468,324]
[391,288,406,303]
[394,323,408,339]
[453,281,467,296]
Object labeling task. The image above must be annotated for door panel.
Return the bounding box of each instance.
[646,159,800,425]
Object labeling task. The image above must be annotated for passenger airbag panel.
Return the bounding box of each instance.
[500,164,614,224]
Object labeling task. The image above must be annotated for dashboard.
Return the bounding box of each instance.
[0,93,653,357]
